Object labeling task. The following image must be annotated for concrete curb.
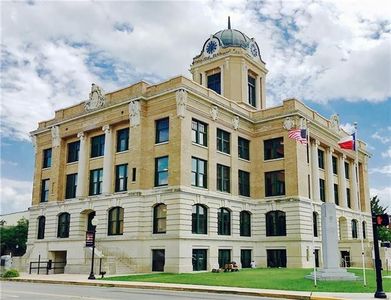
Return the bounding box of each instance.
[2,277,348,300]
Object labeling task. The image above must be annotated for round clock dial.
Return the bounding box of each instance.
[206,40,218,55]
[250,43,258,57]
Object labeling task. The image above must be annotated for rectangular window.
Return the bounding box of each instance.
[132,168,137,182]
[192,249,207,271]
[41,179,49,202]
[334,184,339,206]
[241,249,252,268]
[91,134,105,158]
[319,179,326,202]
[216,128,230,154]
[89,168,103,195]
[218,249,231,268]
[207,73,221,94]
[265,170,285,197]
[192,119,208,146]
[238,137,250,160]
[345,162,350,179]
[318,149,324,169]
[267,249,287,268]
[155,156,168,186]
[346,188,351,208]
[332,156,338,174]
[155,117,169,143]
[115,164,128,192]
[116,128,129,152]
[248,75,256,107]
[264,137,284,160]
[65,173,77,199]
[43,148,52,168]
[191,157,207,188]
[217,164,230,193]
[238,170,250,197]
[67,141,80,163]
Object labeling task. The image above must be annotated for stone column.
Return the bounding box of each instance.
[220,65,224,95]
[311,140,320,201]
[338,154,347,207]
[201,72,206,87]
[102,125,113,194]
[76,132,87,198]
[325,147,335,203]
[350,160,358,211]
[241,60,248,103]
[255,74,260,109]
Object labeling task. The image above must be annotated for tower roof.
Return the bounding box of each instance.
[213,28,251,49]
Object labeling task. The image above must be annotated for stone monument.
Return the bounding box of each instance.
[306,203,358,281]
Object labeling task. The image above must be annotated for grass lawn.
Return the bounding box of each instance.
[102,268,391,293]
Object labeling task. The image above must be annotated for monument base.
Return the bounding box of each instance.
[305,268,359,281]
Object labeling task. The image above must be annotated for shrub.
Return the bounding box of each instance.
[2,269,19,278]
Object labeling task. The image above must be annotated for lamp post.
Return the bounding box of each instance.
[87,217,98,280]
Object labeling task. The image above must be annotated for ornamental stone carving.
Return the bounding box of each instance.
[77,132,85,141]
[283,117,295,130]
[84,83,105,111]
[51,125,60,147]
[102,124,111,133]
[330,114,340,132]
[210,105,218,121]
[129,100,140,127]
[233,115,239,130]
[176,89,187,119]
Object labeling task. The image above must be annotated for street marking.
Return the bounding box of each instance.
[6,290,109,300]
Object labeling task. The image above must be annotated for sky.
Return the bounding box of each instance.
[0,0,390,214]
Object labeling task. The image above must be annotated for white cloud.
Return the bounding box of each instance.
[370,187,391,212]
[0,178,32,214]
[369,165,391,175]
[372,132,391,144]
[340,123,355,134]
[382,147,391,158]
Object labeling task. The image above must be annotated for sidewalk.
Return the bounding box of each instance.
[3,272,379,300]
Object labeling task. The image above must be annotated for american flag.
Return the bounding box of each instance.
[288,129,307,144]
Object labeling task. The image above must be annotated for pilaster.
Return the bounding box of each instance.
[76,132,87,198]
[311,140,320,201]
[338,154,347,208]
[102,125,113,194]
[325,147,334,204]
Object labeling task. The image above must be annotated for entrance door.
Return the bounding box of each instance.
[192,249,207,271]
[341,251,350,267]
[218,249,231,268]
[267,249,287,268]
[241,249,252,268]
[152,249,165,272]
[50,251,67,274]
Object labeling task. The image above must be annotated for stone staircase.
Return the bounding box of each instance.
[92,244,135,275]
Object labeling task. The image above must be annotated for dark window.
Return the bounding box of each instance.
[191,157,207,188]
[65,173,77,199]
[87,211,96,232]
[218,207,231,235]
[319,179,326,202]
[318,149,324,169]
[240,211,251,237]
[238,137,250,160]
[192,249,207,271]
[67,141,80,163]
[115,164,128,192]
[216,129,230,154]
[41,179,49,202]
[241,249,252,268]
[267,249,287,268]
[313,212,318,237]
[192,204,207,234]
[217,164,230,193]
[207,73,221,94]
[238,170,250,197]
[266,210,286,236]
[345,162,350,179]
[352,219,358,239]
[108,207,124,235]
[192,119,207,146]
[346,188,351,208]
[89,168,103,196]
[91,135,105,158]
[116,128,129,152]
[43,148,52,168]
[362,221,366,239]
[37,216,45,240]
[218,249,231,268]
[57,213,70,238]
[265,170,285,197]
[155,117,169,143]
[264,138,284,160]
[332,156,338,174]
[132,168,137,182]
[334,184,339,206]
[153,204,167,234]
[155,156,168,186]
[248,75,256,107]
[152,249,165,272]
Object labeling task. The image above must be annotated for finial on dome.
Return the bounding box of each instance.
[228,16,231,29]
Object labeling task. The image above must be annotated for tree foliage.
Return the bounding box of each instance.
[371,196,391,242]
[0,218,29,256]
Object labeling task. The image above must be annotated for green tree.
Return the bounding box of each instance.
[371,196,391,242]
[0,218,29,256]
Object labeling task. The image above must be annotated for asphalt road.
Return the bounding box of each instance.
[1,281,280,300]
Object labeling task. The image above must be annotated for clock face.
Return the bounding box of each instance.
[206,40,218,55]
[250,43,258,57]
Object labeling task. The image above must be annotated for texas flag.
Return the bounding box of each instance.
[338,133,356,150]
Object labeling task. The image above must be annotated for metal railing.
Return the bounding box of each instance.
[29,255,66,274]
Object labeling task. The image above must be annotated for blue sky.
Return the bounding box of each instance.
[1,0,390,214]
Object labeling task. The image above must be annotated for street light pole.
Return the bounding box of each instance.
[372,214,387,298]
[88,217,98,280]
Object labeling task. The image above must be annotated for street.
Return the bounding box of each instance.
[1,282,280,300]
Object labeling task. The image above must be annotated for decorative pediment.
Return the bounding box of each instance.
[283,117,295,130]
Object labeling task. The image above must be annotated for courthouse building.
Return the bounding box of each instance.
[26,23,372,274]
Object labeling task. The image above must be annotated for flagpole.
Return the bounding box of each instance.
[354,122,367,287]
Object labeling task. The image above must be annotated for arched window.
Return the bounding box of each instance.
[57,213,70,238]
[108,207,124,235]
[218,207,231,235]
[240,211,251,237]
[351,219,358,239]
[192,204,207,234]
[153,204,167,234]
[266,210,286,236]
[37,216,46,240]
[313,212,318,237]
[87,211,96,232]
[362,221,367,239]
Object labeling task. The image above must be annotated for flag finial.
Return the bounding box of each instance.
[228,16,231,29]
